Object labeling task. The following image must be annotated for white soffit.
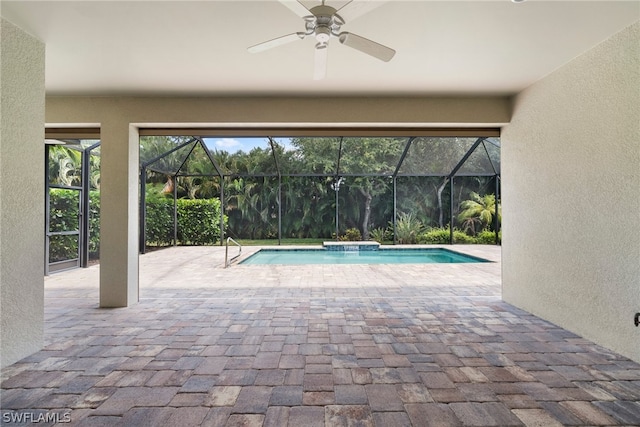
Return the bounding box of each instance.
[2,0,639,96]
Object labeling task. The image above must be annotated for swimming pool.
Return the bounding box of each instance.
[239,248,489,265]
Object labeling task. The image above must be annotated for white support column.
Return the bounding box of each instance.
[99,122,139,307]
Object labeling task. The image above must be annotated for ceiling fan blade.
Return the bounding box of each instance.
[248,33,305,53]
[298,0,322,11]
[335,0,387,23]
[278,0,312,17]
[303,0,351,12]
[338,32,395,62]
[313,44,328,80]
[325,0,353,11]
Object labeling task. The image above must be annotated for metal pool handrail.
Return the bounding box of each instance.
[225,237,242,268]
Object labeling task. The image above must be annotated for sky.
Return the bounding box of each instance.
[203,137,293,153]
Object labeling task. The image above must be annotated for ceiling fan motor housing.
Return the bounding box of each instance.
[309,5,343,43]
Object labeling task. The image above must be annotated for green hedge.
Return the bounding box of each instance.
[475,229,502,244]
[177,199,224,245]
[418,227,499,244]
[145,197,225,247]
[48,189,100,262]
[145,197,173,246]
[49,189,225,263]
[88,192,100,257]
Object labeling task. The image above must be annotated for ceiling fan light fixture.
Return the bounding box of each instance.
[315,25,331,43]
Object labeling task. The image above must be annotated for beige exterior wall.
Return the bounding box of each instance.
[502,22,640,362]
[45,96,511,128]
[0,19,46,368]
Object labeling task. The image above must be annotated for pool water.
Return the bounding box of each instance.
[239,248,489,265]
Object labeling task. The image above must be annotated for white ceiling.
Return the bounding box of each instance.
[2,0,638,97]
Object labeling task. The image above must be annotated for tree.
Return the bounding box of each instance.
[140,136,195,197]
[48,143,100,190]
[400,137,492,228]
[396,176,439,228]
[457,192,500,235]
[290,137,402,240]
[48,145,82,186]
[136,135,500,242]
[175,143,220,199]
[341,138,403,239]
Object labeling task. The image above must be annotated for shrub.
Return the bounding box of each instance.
[177,198,223,245]
[88,191,100,258]
[48,234,79,263]
[339,228,362,241]
[49,189,226,262]
[48,189,80,262]
[475,229,501,244]
[48,189,101,262]
[145,196,174,246]
[418,226,496,244]
[419,227,451,244]
[369,227,388,243]
[453,230,475,244]
[393,212,424,244]
[145,196,225,247]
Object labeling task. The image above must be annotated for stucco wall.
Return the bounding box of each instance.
[501,22,640,362]
[0,19,46,368]
[45,95,511,128]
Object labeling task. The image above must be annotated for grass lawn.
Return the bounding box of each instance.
[147,238,399,249]
[235,238,327,246]
[233,238,397,246]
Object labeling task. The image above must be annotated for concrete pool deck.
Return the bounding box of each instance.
[2,245,640,426]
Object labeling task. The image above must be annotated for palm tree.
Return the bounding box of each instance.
[49,145,82,186]
[89,149,101,190]
[457,192,500,235]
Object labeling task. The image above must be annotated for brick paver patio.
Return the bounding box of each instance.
[2,245,639,426]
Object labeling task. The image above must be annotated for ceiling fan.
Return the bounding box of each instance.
[248,0,396,80]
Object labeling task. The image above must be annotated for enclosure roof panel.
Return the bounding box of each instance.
[141,135,500,178]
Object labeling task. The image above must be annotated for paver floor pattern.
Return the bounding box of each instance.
[2,245,639,426]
